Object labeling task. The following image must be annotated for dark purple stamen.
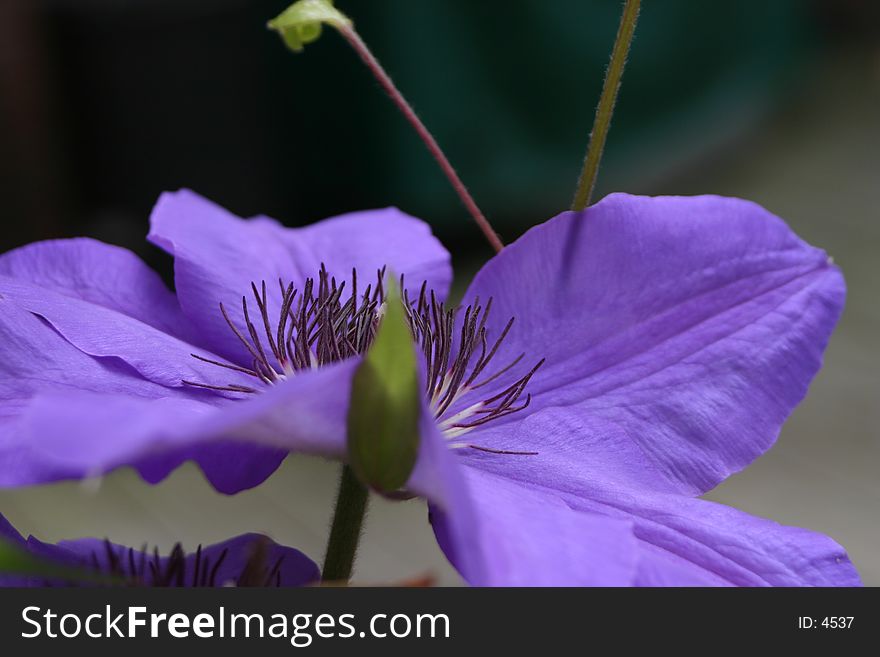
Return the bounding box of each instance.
[182,264,385,395]
[467,445,539,456]
[86,538,283,588]
[402,284,545,435]
[185,265,543,451]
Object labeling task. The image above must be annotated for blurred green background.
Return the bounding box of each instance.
[0,0,824,254]
[0,0,877,584]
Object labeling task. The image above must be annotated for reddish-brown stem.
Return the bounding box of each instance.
[338,25,504,254]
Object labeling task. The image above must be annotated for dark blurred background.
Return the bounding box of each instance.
[0,0,867,256]
[0,0,878,584]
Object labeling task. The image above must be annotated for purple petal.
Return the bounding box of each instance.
[134,441,288,495]
[587,488,861,586]
[267,206,451,298]
[0,276,256,392]
[148,189,451,361]
[4,360,355,493]
[453,421,860,586]
[0,298,286,493]
[0,238,196,342]
[408,419,638,586]
[0,297,175,405]
[461,194,845,495]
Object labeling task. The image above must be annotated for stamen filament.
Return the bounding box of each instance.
[85,539,283,587]
[466,444,539,456]
[186,267,543,453]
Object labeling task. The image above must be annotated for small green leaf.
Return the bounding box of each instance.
[347,277,421,493]
[267,0,352,53]
[0,537,117,585]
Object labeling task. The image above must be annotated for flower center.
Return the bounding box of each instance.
[184,266,543,452]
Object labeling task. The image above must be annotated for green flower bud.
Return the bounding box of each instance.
[267,0,352,52]
[347,277,421,493]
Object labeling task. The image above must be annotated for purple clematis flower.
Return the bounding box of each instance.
[0,513,319,587]
[0,189,860,586]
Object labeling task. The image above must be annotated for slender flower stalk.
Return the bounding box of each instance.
[322,465,369,582]
[336,25,503,253]
[571,0,641,211]
[269,0,502,250]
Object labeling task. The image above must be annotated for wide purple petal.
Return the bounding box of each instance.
[0,297,175,406]
[588,487,860,586]
[0,275,256,393]
[452,430,860,586]
[148,189,451,362]
[0,296,288,493]
[0,238,196,342]
[4,360,355,493]
[461,194,845,495]
[407,419,637,586]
